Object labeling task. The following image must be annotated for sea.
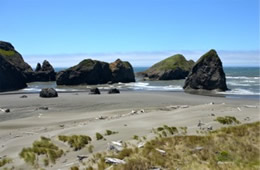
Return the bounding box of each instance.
[19,67,260,99]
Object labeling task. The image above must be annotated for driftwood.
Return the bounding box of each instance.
[105,157,126,164]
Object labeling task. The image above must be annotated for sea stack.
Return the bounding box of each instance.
[109,59,135,83]
[33,60,56,82]
[0,55,27,92]
[141,54,194,80]
[56,59,135,85]
[56,59,112,85]
[183,49,228,91]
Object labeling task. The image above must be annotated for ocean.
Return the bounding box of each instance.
[20,67,260,99]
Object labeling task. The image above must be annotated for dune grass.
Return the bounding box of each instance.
[89,122,260,170]
[19,136,63,167]
[58,135,92,151]
[96,133,104,140]
[104,130,118,136]
[0,157,12,167]
[215,116,240,125]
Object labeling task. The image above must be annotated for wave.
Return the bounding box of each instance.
[125,82,183,91]
[218,88,260,95]
[227,82,251,87]
[226,76,260,80]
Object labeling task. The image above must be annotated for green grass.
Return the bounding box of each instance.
[147,54,194,72]
[0,157,12,167]
[111,122,260,170]
[132,135,139,140]
[58,135,92,151]
[215,116,240,125]
[104,130,118,136]
[19,136,63,166]
[0,49,15,57]
[96,133,104,140]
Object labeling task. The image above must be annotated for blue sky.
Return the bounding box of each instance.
[2,0,259,67]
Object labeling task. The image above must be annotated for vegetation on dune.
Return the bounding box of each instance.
[58,135,92,151]
[19,136,63,167]
[0,157,12,167]
[147,54,194,72]
[104,130,118,136]
[215,116,241,125]
[96,133,104,140]
[86,122,260,170]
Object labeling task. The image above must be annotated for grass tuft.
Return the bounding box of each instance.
[215,116,240,125]
[19,136,63,166]
[58,135,92,151]
[96,133,104,140]
[0,158,12,167]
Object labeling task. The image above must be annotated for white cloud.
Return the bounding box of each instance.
[23,50,259,68]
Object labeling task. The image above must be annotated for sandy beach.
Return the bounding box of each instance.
[0,91,259,169]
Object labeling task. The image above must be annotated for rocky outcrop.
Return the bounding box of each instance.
[89,87,101,95]
[141,54,194,80]
[109,59,135,83]
[183,49,228,91]
[0,41,56,83]
[108,88,120,94]
[0,55,27,92]
[0,41,33,74]
[56,59,112,85]
[39,88,58,98]
[31,60,56,82]
[56,59,135,85]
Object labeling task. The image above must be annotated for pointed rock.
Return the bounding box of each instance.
[183,49,228,91]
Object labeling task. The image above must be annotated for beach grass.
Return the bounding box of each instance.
[58,135,92,151]
[19,136,63,166]
[91,122,260,170]
[0,157,12,167]
[96,133,104,140]
[215,116,240,125]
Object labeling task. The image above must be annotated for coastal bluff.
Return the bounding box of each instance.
[183,49,228,91]
[140,54,194,80]
[56,59,135,85]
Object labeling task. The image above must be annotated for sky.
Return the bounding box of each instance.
[1,0,259,67]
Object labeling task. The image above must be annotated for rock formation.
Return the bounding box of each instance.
[89,87,101,95]
[109,59,135,83]
[0,55,27,92]
[108,88,120,94]
[141,54,194,80]
[39,88,58,98]
[56,59,135,85]
[56,59,112,85]
[0,41,33,74]
[0,41,56,83]
[183,49,228,91]
[32,60,56,82]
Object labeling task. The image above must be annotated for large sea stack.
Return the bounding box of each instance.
[183,49,228,91]
[141,54,194,80]
[109,59,135,83]
[56,59,135,85]
[0,55,27,92]
[56,59,112,85]
[0,41,33,77]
